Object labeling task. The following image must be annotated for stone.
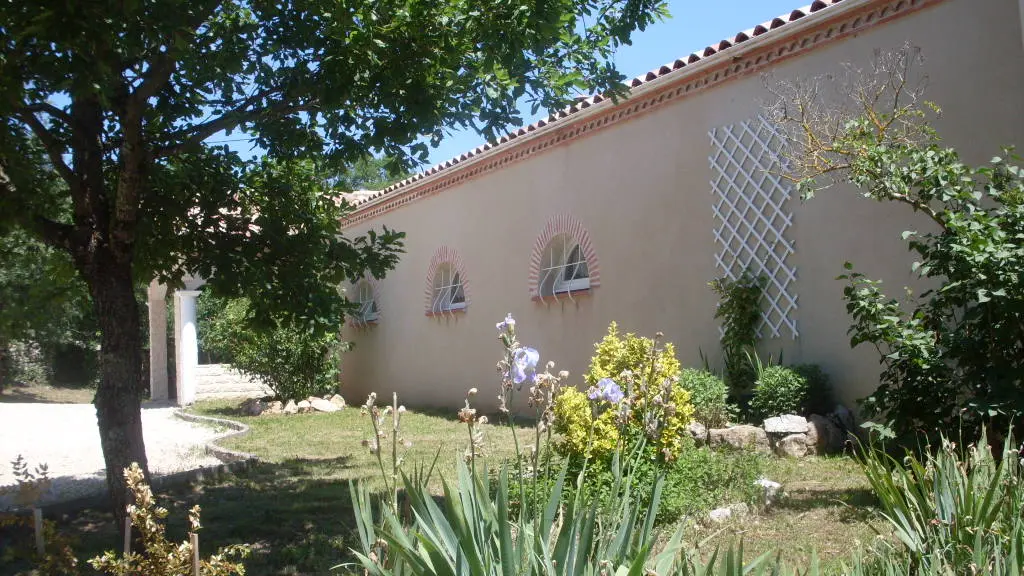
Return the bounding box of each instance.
[687,422,708,446]
[776,433,809,458]
[240,398,265,416]
[708,425,770,454]
[283,400,298,415]
[763,415,808,435]
[708,507,732,524]
[329,394,346,409]
[755,478,782,507]
[708,502,749,524]
[806,414,843,454]
[310,397,339,413]
[265,401,284,415]
[830,404,856,434]
[307,396,319,404]
[297,400,312,413]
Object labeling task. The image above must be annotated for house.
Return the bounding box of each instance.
[336,0,1024,412]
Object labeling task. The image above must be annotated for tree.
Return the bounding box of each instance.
[765,45,1024,441]
[0,0,666,530]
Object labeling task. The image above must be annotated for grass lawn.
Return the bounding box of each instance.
[29,399,883,575]
[0,381,95,404]
[689,455,887,571]
[44,399,534,575]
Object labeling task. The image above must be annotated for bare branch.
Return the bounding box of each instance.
[762,42,933,191]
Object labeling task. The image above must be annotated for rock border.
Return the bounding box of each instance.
[173,408,260,463]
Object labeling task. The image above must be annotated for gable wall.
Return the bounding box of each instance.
[340,0,1024,413]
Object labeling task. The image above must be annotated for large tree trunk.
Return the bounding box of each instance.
[85,249,149,534]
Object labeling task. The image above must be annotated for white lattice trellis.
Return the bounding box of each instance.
[709,116,798,339]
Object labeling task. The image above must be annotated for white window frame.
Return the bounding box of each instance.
[431,263,466,313]
[355,280,379,323]
[540,235,590,297]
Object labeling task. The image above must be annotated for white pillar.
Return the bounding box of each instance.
[174,290,202,406]
[147,281,169,401]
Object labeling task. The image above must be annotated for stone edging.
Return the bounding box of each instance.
[173,408,260,463]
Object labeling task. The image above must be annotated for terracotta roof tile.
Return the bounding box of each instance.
[355,0,850,209]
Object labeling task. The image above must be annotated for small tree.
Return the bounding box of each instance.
[199,294,342,401]
[765,44,1024,439]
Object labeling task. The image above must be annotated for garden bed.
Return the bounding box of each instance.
[18,400,884,575]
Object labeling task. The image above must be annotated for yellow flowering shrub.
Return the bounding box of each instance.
[552,322,695,462]
[552,387,620,458]
[585,322,681,388]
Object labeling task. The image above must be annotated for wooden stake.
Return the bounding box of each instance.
[32,507,43,555]
[191,532,200,576]
[123,517,132,556]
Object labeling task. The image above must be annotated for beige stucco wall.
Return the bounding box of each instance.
[340,0,1024,414]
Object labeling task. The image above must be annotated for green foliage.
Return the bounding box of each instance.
[709,271,765,396]
[750,365,810,420]
[791,363,833,416]
[834,146,1024,438]
[0,228,97,392]
[769,48,1024,439]
[855,430,1024,574]
[199,294,342,401]
[88,464,249,575]
[679,368,735,428]
[577,445,765,526]
[350,457,685,575]
[331,156,410,192]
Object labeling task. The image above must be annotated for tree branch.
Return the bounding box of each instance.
[153,94,317,158]
[0,161,76,252]
[132,48,178,105]
[15,109,78,189]
[21,103,75,129]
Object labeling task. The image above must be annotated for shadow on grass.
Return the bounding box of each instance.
[0,382,95,404]
[50,456,374,576]
[774,487,879,523]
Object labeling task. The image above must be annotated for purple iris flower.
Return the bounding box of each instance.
[589,378,625,404]
[496,313,516,334]
[511,347,539,387]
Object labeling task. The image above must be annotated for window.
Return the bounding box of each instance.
[529,214,600,300]
[539,234,591,296]
[354,280,379,323]
[430,262,466,313]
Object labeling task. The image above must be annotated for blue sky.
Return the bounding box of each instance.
[421,0,803,166]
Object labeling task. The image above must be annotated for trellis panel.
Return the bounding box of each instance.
[709,116,798,339]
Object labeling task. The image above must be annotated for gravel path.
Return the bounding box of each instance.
[0,403,224,507]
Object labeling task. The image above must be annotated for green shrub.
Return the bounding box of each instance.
[199,295,342,401]
[679,368,734,428]
[750,365,808,420]
[791,364,832,415]
[709,270,765,396]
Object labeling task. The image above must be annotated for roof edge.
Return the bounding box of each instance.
[344,0,936,226]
